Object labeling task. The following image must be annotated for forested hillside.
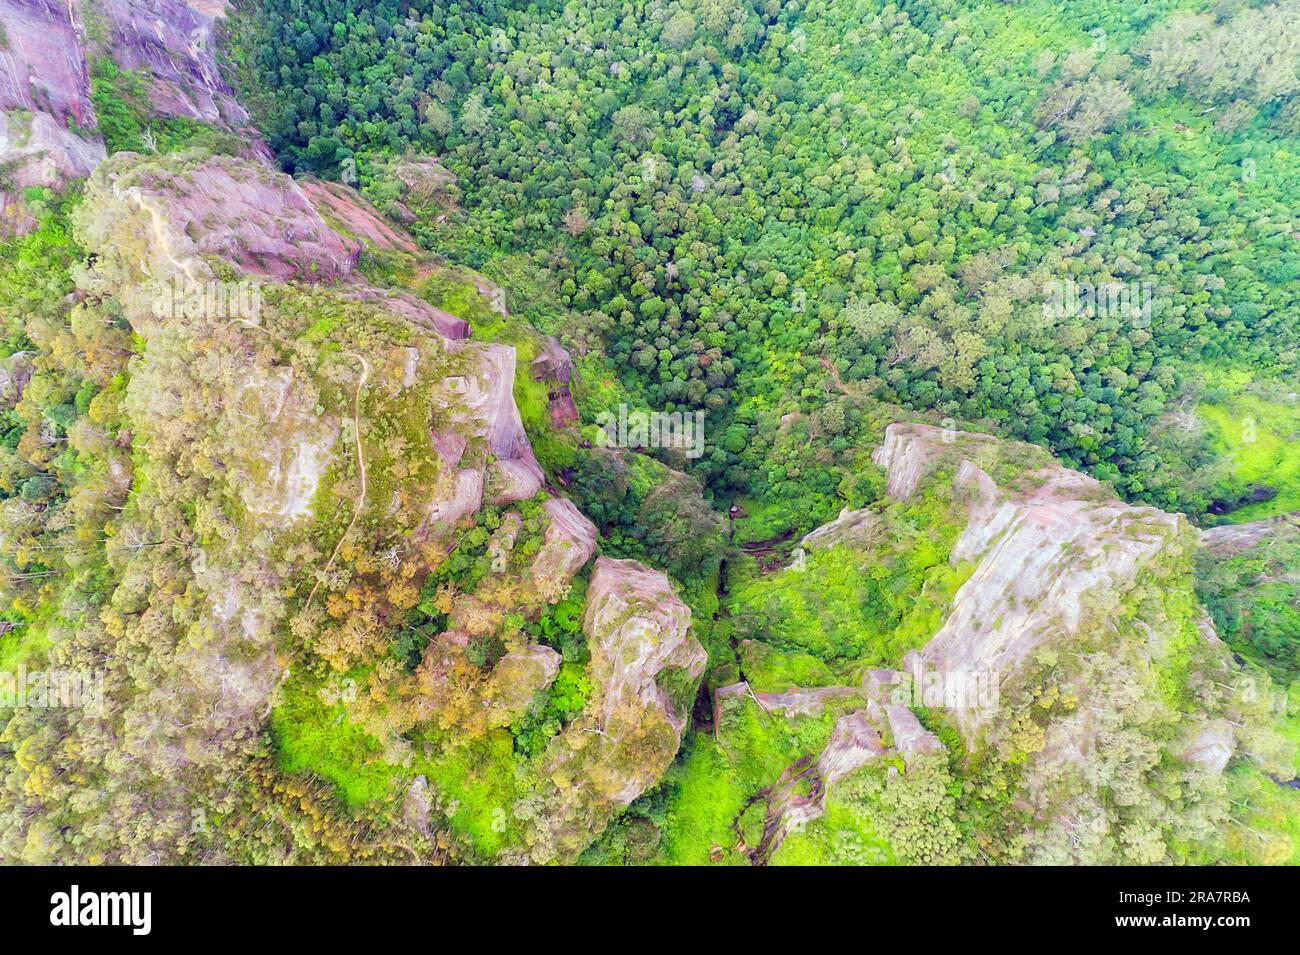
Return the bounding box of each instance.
[0,0,1296,868]
[227,0,1300,533]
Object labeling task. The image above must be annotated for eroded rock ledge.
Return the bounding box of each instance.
[513,556,706,863]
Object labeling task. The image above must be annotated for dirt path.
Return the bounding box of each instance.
[305,351,370,610]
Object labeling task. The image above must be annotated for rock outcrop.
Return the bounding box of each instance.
[517,556,705,862]
[750,710,887,862]
[300,177,420,255]
[1201,511,1300,556]
[0,0,105,232]
[713,659,943,862]
[799,505,881,552]
[723,421,1271,864]
[530,336,579,427]
[86,152,361,284]
[530,497,598,592]
[63,145,601,802]
[0,0,268,234]
[87,0,255,133]
[77,151,546,545]
[877,423,1191,743]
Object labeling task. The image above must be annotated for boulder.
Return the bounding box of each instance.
[1202,512,1300,556]
[883,703,943,769]
[530,336,579,427]
[519,556,705,862]
[529,497,597,590]
[799,505,882,551]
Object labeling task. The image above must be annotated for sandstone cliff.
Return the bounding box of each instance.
[0,0,265,234]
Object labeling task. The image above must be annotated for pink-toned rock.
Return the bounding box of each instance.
[487,456,543,505]
[89,0,252,130]
[884,424,1188,742]
[422,468,484,532]
[530,497,597,588]
[300,178,419,254]
[713,679,862,731]
[78,152,361,284]
[530,336,579,427]
[0,0,106,232]
[518,557,704,862]
[751,711,887,861]
[484,644,561,724]
[582,556,703,741]
[426,341,544,517]
[0,0,96,125]
[344,286,470,341]
[884,703,943,769]
[1202,512,1300,556]
[0,0,271,236]
[872,422,997,500]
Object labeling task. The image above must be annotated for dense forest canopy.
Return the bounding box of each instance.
[226,0,1300,529]
[0,0,1296,870]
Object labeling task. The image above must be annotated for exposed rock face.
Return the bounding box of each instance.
[412,501,594,734]
[0,0,268,233]
[799,505,881,551]
[431,341,544,514]
[519,556,705,863]
[880,423,1189,742]
[344,285,470,340]
[0,350,34,406]
[78,151,546,551]
[0,1,96,127]
[1202,511,1300,556]
[88,0,253,129]
[88,152,361,283]
[0,0,105,231]
[229,363,339,528]
[883,703,943,768]
[713,680,861,723]
[67,147,582,795]
[300,178,419,254]
[714,659,941,862]
[749,711,887,862]
[872,422,997,500]
[741,421,1267,864]
[1181,720,1236,775]
[530,336,579,427]
[581,557,703,742]
[530,497,597,591]
[486,645,562,723]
